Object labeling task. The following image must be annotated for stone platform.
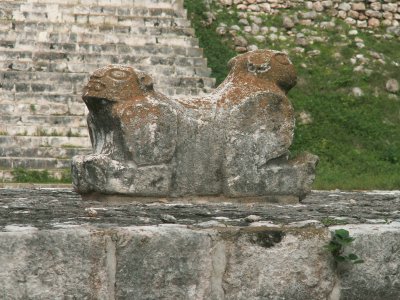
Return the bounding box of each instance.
[1,188,400,299]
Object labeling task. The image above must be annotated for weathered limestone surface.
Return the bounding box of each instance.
[0,228,113,299]
[331,224,400,300]
[1,189,400,299]
[72,49,318,199]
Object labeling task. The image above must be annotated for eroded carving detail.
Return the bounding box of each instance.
[72,49,318,200]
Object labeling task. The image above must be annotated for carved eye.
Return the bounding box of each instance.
[247,63,256,73]
[88,81,106,91]
[273,54,291,65]
[109,69,130,80]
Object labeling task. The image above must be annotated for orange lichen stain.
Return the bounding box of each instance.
[212,50,296,109]
[175,97,212,110]
[83,49,297,132]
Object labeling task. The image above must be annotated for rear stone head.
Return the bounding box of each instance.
[228,50,297,93]
[82,65,154,105]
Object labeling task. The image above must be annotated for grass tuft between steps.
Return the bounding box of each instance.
[10,168,72,184]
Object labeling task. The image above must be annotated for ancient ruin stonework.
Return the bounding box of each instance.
[72,49,318,200]
[219,0,400,29]
[0,0,214,182]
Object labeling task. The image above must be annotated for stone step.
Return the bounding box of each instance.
[0,80,76,94]
[0,52,209,72]
[0,169,70,182]
[0,114,87,127]
[4,17,192,32]
[3,3,184,18]
[0,156,71,169]
[1,13,188,27]
[0,0,184,10]
[0,77,214,99]
[0,136,91,148]
[0,124,89,137]
[2,33,199,48]
[0,70,87,82]
[0,144,90,158]
[0,147,92,159]
[0,42,204,58]
[0,92,86,116]
[0,102,84,117]
[0,19,194,37]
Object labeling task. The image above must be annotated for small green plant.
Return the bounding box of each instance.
[184,0,237,84]
[321,217,347,226]
[0,131,7,135]
[11,167,71,183]
[325,229,364,264]
[61,144,84,148]
[30,104,36,112]
[35,128,48,136]
[16,130,28,136]
[50,130,60,136]
[66,129,81,137]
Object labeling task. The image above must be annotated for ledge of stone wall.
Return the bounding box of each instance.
[219,0,400,29]
[1,189,400,299]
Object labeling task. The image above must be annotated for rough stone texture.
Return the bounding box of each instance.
[1,188,400,299]
[72,50,318,199]
[386,78,399,93]
[220,227,333,300]
[331,223,400,300]
[0,227,113,299]
[114,226,218,299]
[1,188,400,231]
[220,0,400,29]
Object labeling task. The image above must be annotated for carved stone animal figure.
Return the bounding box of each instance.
[72,49,318,200]
[214,50,307,196]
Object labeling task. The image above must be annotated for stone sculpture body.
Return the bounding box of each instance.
[72,49,318,200]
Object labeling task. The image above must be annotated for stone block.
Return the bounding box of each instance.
[222,226,334,299]
[338,2,351,11]
[113,225,336,299]
[348,10,360,18]
[0,227,113,299]
[352,2,366,11]
[383,3,398,13]
[331,223,400,300]
[89,15,105,25]
[115,226,217,299]
[366,9,382,18]
[383,11,394,20]
[370,2,382,11]
[368,17,380,27]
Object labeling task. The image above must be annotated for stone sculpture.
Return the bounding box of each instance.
[72,49,318,201]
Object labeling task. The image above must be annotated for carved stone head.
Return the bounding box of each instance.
[228,50,297,93]
[82,65,154,105]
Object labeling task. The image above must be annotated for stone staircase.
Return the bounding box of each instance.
[0,0,215,181]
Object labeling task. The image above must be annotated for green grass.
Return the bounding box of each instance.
[11,168,72,184]
[184,0,237,84]
[185,0,400,190]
